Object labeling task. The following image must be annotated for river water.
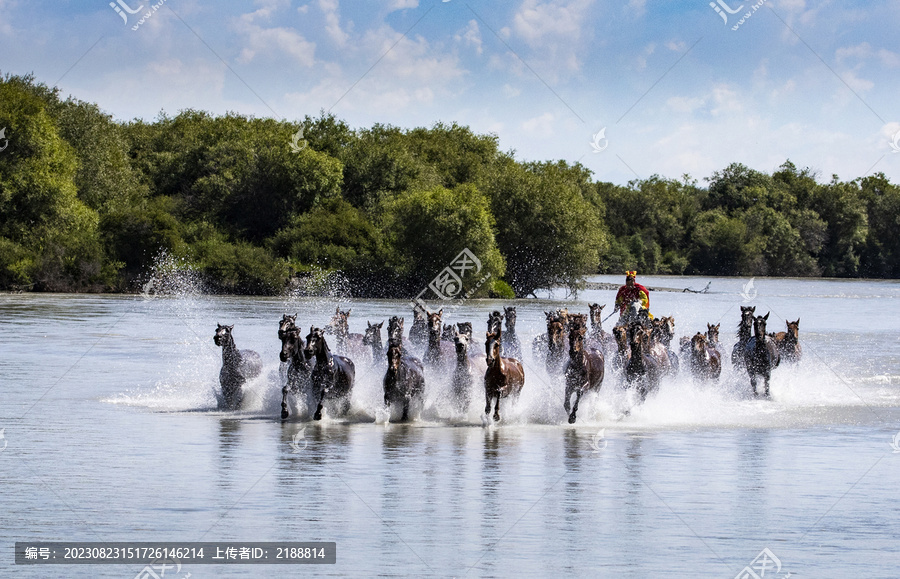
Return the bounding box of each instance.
[2,275,900,577]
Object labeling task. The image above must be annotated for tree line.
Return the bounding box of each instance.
[1,73,898,297]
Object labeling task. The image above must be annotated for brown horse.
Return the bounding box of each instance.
[502,306,522,359]
[387,315,414,354]
[743,313,780,398]
[383,339,425,421]
[611,325,631,372]
[588,303,611,352]
[564,325,605,424]
[363,321,386,361]
[424,309,455,370]
[625,324,669,402]
[450,331,481,413]
[732,305,755,370]
[774,318,802,363]
[327,308,368,359]
[688,332,721,382]
[484,330,525,422]
[706,323,721,350]
[409,305,429,347]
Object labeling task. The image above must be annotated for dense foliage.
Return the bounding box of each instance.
[1,73,898,296]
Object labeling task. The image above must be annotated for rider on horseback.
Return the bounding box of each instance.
[615,271,653,326]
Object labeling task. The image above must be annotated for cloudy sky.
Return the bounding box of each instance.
[1,0,898,185]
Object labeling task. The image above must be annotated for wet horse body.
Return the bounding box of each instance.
[328,308,368,361]
[688,332,721,382]
[424,309,456,371]
[278,315,314,419]
[450,331,481,413]
[774,319,802,363]
[383,339,425,421]
[625,324,669,402]
[501,307,522,359]
[214,324,262,410]
[484,330,525,422]
[563,323,605,423]
[588,303,612,353]
[732,306,755,371]
[743,313,780,398]
[305,327,356,420]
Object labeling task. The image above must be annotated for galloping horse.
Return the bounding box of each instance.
[327,308,367,360]
[304,327,356,420]
[213,324,262,410]
[363,321,386,361]
[383,339,425,421]
[563,324,605,424]
[625,324,668,402]
[706,323,721,350]
[774,318,802,363]
[502,307,523,359]
[409,305,429,348]
[688,332,721,382]
[588,303,611,353]
[651,316,679,371]
[450,331,480,413]
[611,325,631,372]
[424,309,455,370]
[487,310,503,335]
[744,313,780,398]
[484,330,525,422]
[732,305,755,370]
[387,316,414,353]
[279,323,314,420]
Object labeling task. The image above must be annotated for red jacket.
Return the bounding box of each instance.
[615,282,650,314]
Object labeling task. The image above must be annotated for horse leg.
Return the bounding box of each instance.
[568,389,581,424]
[749,374,758,398]
[493,395,501,422]
[402,399,409,422]
[281,384,291,420]
[763,371,771,399]
[485,389,492,416]
[563,383,572,413]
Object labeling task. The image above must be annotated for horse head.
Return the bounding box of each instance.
[304,326,328,358]
[488,311,503,334]
[214,324,234,347]
[569,314,587,333]
[388,316,405,342]
[427,309,443,336]
[752,312,770,339]
[739,306,756,331]
[454,331,470,359]
[691,332,708,355]
[588,303,605,326]
[503,307,517,330]
[279,327,303,362]
[547,320,565,349]
[412,304,427,323]
[456,321,473,340]
[706,323,720,345]
[786,318,800,340]
[363,320,384,346]
[612,325,628,350]
[569,326,587,357]
[485,330,502,363]
[386,339,403,371]
[278,314,297,338]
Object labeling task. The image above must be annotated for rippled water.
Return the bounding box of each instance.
[2,275,900,577]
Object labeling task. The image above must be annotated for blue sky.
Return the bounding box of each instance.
[1,0,898,185]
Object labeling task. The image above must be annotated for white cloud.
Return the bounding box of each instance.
[665,40,686,52]
[636,43,655,71]
[387,0,418,11]
[234,6,316,66]
[626,0,646,18]
[455,19,482,55]
[521,111,556,136]
[319,0,349,47]
[667,96,705,114]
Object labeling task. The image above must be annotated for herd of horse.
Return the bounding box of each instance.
[212,303,802,423]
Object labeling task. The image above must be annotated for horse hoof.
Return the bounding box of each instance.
[493,414,500,422]
[313,411,322,421]
[281,408,289,420]
[568,414,576,424]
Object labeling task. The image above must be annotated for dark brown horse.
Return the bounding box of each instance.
[450,330,480,413]
[611,325,631,372]
[424,309,455,370]
[387,316,414,353]
[774,318,802,363]
[743,313,780,398]
[484,330,525,422]
[363,321,386,361]
[327,308,367,359]
[732,305,755,370]
[706,323,721,350]
[279,324,313,420]
[588,303,611,352]
[502,306,522,359]
[214,324,262,411]
[688,332,721,382]
[409,305,428,347]
[383,339,425,421]
[625,324,668,402]
[304,326,356,420]
[563,325,605,424]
